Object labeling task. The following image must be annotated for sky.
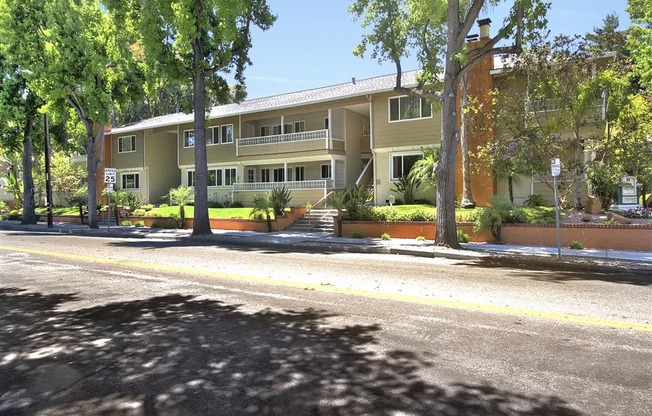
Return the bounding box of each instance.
[241,0,631,99]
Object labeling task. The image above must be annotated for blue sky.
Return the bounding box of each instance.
[242,0,631,99]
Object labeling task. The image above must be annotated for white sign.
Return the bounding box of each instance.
[104,168,117,184]
[106,183,114,193]
[550,158,561,177]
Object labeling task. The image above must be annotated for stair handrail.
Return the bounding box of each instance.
[308,190,336,231]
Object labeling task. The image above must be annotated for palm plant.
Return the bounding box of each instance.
[268,185,292,217]
[168,186,194,224]
[391,174,421,204]
[67,186,88,224]
[474,195,514,243]
[250,194,273,232]
[410,147,439,188]
[327,191,347,237]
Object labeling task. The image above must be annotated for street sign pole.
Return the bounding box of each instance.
[107,190,111,232]
[551,158,562,260]
[104,168,117,232]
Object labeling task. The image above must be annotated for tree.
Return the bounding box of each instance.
[0,53,41,224]
[350,0,549,248]
[110,0,276,237]
[628,0,652,89]
[0,0,139,229]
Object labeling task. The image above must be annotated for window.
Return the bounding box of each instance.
[187,171,196,187]
[183,130,195,147]
[273,125,282,135]
[261,168,270,183]
[221,125,234,144]
[294,166,305,181]
[225,168,236,186]
[294,120,305,133]
[118,136,136,153]
[321,164,332,179]
[284,124,293,134]
[273,168,285,182]
[324,118,329,130]
[391,154,421,180]
[121,173,140,189]
[207,127,218,145]
[247,168,255,183]
[260,125,270,137]
[389,96,432,122]
[208,169,217,187]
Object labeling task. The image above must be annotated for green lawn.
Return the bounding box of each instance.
[372,204,558,223]
[36,207,80,216]
[147,206,280,219]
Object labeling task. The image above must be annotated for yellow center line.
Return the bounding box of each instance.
[2,245,651,333]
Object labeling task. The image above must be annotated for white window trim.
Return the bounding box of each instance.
[189,167,238,188]
[320,164,332,180]
[294,165,306,181]
[293,120,305,132]
[183,129,195,148]
[118,135,136,153]
[221,124,234,144]
[207,126,219,146]
[260,125,270,137]
[390,151,422,181]
[388,96,433,123]
[121,172,140,190]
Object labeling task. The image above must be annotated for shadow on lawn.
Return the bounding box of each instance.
[0,288,581,416]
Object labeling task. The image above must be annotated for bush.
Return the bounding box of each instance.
[230,201,244,208]
[380,232,390,240]
[457,230,469,243]
[120,220,132,226]
[569,241,584,249]
[132,209,147,216]
[158,203,169,208]
[125,193,144,211]
[415,236,426,241]
[350,231,364,238]
[150,221,160,228]
[135,220,145,227]
[585,164,621,211]
[407,210,436,222]
[506,207,528,224]
[524,194,546,207]
[343,185,373,220]
[581,214,592,222]
[474,195,517,243]
[208,201,224,208]
[142,204,154,211]
[0,201,9,213]
[269,186,292,217]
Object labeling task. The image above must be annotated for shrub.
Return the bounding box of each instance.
[415,236,426,241]
[120,220,132,226]
[524,194,546,207]
[603,219,616,225]
[142,204,154,211]
[269,186,292,217]
[208,201,224,208]
[581,214,592,222]
[158,203,169,208]
[457,230,469,243]
[150,221,160,228]
[350,231,364,238]
[380,232,390,240]
[135,220,145,227]
[407,210,436,222]
[343,185,373,220]
[9,209,19,215]
[230,201,244,208]
[506,207,528,224]
[474,195,517,243]
[125,193,144,211]
[0,201,9,213]
[132,208,147,216]
[569,241,584,249]
[585,163,621,211]
[391,174,420,204]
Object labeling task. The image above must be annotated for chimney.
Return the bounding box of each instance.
[478,18,491,39]
[352,77,356,85]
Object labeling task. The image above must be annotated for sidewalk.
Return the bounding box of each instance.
[1,220,651,266]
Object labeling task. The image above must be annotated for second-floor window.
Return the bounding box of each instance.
[118,136,136,153]
[183,130,195,147]
[260,125,270,137]
[209,125,234,144]
[294,120,305,133]
[389,96,432,122]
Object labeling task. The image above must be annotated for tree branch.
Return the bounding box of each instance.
[456,0,486,46]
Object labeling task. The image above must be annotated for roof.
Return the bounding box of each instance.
[109,70,422,135]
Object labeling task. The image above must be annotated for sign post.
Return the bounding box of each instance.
[104,168,117,231]
[551,158,562,259]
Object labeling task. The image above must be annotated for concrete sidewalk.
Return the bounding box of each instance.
[1,220,651,266]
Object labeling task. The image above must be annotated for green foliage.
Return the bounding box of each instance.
[268,185,292,217]
[230,201,244,208]
[134,221,145,227]
[132,209,146,217]
[0,201,9,213]
[415,236,426,241]
[158,203,168,208]
[124,193,144,211]
[569,241,584,250]
[380,232,390,240]
[250,194,273,232]
[149,221,160,228]
[409,147,439,188]
[142,204,154,211]
[350,231,364,239]
[120,220,132,226]
[391,175,420,205]
[585,164,621,210]
[524,194,546,207]
[343,185,373,220]
[628,0,652,89]
[167,186,194,223]
[456,230,469,243]
[474,195,524,243]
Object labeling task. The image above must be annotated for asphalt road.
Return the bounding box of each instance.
[1,231,651,415]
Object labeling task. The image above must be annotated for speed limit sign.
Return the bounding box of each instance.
[104,167,117,184]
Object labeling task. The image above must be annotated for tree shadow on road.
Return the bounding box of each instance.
[0,288,582,415]
[460,257,652,286]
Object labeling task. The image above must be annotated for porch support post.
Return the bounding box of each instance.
[328,108,333,150]
[330,157,335,188]
[280,115,284,134]
[284,162,288,183]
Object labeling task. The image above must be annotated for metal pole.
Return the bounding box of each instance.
[44,113,53,228]
[107,190,111,232]
[553,175,561,260]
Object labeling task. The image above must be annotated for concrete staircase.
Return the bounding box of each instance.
[285,208,336,234]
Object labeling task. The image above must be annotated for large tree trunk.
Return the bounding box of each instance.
[191,39,212,236]
[84,121,101,229]
[460,73,476,209]
[21,115,36,225]
[573,128,584,210]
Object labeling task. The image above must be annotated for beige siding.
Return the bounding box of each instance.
[234,189,327,207]
[112,132,145,169]
[344,109,366,186]
[145,131,180,203]
[372,92,441,149]
[373,151,435,206]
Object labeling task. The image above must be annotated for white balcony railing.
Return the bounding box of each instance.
[237,129,329,147]
[233,180,334,192]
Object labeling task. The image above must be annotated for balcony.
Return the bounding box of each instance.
[233,180,333,192]
[237,129,344,157]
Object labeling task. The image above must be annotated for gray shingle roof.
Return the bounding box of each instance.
[109,70,421,135]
